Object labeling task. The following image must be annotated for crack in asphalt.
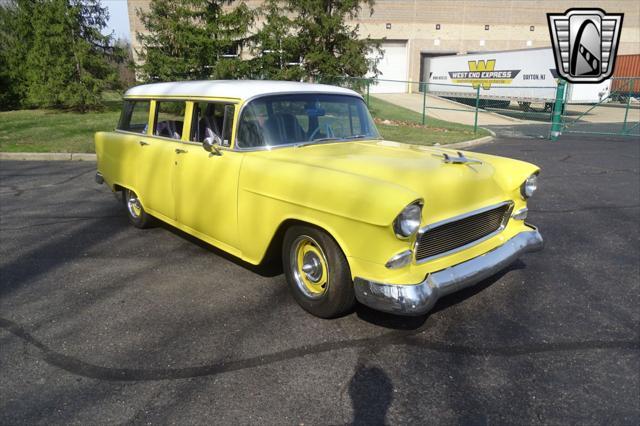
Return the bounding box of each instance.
[0,215,122,230]
[1,317,637,382]
[0,168,94,195]
[529,204,640,214]
[543,168,640,179]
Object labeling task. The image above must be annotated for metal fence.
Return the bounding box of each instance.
[560,78,640,138]
[316,75,640,139]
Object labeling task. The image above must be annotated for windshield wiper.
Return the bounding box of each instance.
[293,134,379,148]
[342,134,372,140]
[293,138,341,148]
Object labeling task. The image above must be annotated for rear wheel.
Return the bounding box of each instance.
[283,225,355,318]
[124,188,153,229]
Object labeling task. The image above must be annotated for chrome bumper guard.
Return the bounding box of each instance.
[354,228,543,316]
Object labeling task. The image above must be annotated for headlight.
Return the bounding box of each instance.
[393,202,422,238]
[521,173,538,199]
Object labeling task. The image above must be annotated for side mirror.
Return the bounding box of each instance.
[203,129,223,155]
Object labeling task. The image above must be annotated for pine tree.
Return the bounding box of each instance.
[1,0,125,111]
[136,0,256,81]
[24,0,124,111]
[253,0,379,82]
[251,0,302,80]
[0,0,34,110]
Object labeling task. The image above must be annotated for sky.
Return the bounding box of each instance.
[103,0,130,41]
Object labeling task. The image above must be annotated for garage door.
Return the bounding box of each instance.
[369,41,408,93]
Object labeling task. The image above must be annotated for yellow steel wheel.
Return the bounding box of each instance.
[290,235,329,299]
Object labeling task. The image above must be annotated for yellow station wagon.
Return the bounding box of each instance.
[95,80,543,318]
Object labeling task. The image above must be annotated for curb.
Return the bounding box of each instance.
[438,128,496,150]
[0,153,96,161]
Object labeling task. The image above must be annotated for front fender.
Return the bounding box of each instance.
[237,155,419,264]
[240,155,420,226]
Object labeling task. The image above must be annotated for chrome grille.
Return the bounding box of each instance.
[415,202,512,262]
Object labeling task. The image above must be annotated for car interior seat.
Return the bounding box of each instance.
[263,113,305,145]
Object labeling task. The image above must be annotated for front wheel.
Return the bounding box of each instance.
[123,188,153,229]
[283,225,355,318]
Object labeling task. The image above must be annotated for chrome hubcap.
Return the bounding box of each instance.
[302,252,322,283]
[127,193,142,218]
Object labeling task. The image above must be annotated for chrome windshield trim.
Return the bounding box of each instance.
[232,91,377,152]
[413,201,514,264]
[233,138,382,152]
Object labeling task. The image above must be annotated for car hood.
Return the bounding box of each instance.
[256,140,539,224]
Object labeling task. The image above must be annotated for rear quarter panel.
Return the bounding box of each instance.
[95,131,139,192]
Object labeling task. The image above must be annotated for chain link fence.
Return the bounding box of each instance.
[561,77,640,138]
[316,75,640,139]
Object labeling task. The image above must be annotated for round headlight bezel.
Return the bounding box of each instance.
[393,201,423,239]
[521,173,538,199]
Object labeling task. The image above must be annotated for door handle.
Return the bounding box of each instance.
[175,148,188,154]
[139,141,149,146]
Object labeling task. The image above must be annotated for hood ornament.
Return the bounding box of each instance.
[435,151,483,165]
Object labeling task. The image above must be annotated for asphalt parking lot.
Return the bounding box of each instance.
[1,134,638,424]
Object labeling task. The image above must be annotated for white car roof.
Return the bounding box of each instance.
[124,80,362,101]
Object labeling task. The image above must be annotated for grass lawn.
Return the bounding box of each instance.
[0,93,487,153]
[369,96,489,145]
[0,94,122,153]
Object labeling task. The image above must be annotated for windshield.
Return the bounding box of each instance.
[236,94,380,148]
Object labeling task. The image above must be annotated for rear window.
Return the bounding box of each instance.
[117,100,150,133]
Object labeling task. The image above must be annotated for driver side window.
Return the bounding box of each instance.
[191,102,235,147]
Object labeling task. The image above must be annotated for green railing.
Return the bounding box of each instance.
[317,75,639,139]
[559,77,640,138]
[317,75,558,134]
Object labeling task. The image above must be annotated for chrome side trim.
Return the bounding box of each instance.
[385,249,413,269]
[354,227,544,316]
[512,207,528,220]
[413,201,514,264]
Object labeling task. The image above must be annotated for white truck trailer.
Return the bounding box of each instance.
[425,48,611,110]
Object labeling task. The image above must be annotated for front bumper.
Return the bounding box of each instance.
[353,227,543,316]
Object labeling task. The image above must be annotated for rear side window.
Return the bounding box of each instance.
[118,100,150,133]
[154,101,186,140]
